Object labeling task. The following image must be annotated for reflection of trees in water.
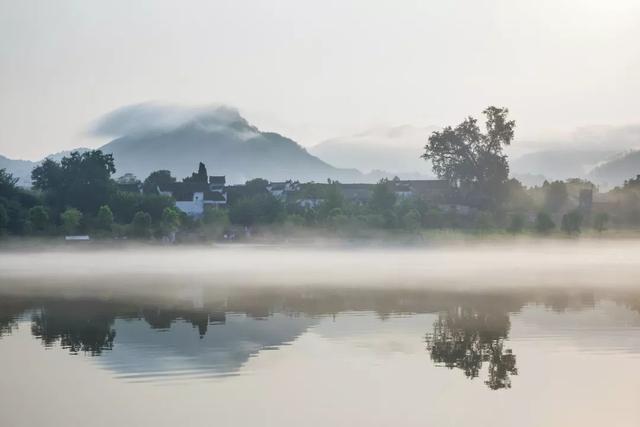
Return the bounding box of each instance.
[31,301,118,356]
[0,299,31,338]
[425,308,518,390]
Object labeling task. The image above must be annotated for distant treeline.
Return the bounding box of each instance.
[2,106,640,241]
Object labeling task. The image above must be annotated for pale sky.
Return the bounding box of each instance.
[1,0,639,160]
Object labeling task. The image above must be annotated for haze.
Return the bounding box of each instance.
[1,0,640,160]
[2,240,640,293]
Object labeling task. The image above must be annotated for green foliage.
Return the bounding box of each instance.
[160,207,181,234]
[370,179,396,213]
[321,184,344,215]
[507,213,525,234]
[139,194,175,222]
[0,204,8,232]
[108,191,140,223]
[0,168,40,234]
[96,205,114,231]
[0,169,20,196]
[561,210,583,235]
[543,181,568,213]
[229,194,284,226]
[60,208,83,235]
[473,211,495,230]
[534,212,555,234]
[131,211,152,238]
[28,205,49,231]
[143,170,176,194]
[422,106,514,208]
[31,150,116,214]
[593,212,609,232]
[402,209,421,231]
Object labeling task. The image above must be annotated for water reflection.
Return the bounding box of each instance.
[426,308,517,389]
[1,285,640,385]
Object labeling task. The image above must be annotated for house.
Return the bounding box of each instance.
[267,180,300,200]
[339,183,374,204]
[395,180,451,202]
[159,175,227,217]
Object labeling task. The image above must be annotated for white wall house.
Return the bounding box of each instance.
[159,175,227,217]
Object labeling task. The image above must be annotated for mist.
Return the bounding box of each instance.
[2,240,639,296]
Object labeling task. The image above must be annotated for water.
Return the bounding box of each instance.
[1,243,640,426]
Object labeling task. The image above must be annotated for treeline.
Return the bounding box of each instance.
[4,105,640,240]
[0,151,179,239]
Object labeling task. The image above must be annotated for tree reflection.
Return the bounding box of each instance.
[425,307,518,390]
[31,301,118,355]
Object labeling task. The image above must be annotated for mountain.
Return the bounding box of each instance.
[309,125,437,178]
[95,104,362,183]
[509,149,619,184]
[588,151,640,188]
[0,155,35,187]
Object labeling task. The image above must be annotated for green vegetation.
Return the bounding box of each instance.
[2,106,640,243]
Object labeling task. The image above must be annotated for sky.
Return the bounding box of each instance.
[1,0,639,160]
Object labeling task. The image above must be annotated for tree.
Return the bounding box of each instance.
[422,106,515,208]
[534,212,555,234]
[561,210,582,235]
[143,170,176,194]
[0,205,8,233]
[593,212,609,233]
[543,181,568,213]
[139,194,175,222]
[60,208,83,235]
[131,211,152,238]
[160,207,181,235]
[229,194,284,226]
[28,205,49,231]
[370,179,396,213]
[183,162,208,183]
[507,213,525,234]
[402,209,422,231]
[0,168,20,197]
[116,173,140,185]
[108,191,141,223]
[96,205,114,231]
[31,150,116,214]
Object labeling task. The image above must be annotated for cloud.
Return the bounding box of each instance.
[89,102,257,139]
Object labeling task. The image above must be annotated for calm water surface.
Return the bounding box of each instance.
[1,245,640,426]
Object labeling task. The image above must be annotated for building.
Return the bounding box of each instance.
[159,175,227,217]
[267,180,300,200]
[339,183,374,204]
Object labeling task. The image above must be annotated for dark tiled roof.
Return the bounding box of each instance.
[159,182,226,202]
[209,176,226,185]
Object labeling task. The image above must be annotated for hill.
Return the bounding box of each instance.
[589,150,640,188]
[95,105,362,183]
[309,125,436,178]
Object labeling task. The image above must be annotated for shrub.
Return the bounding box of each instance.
[507,213,525,234]
[534,212,555,234]
[60,208,83,235]
[561,210,583,235]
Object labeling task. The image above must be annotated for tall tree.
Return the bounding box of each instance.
[183,162,208,183]
[31,150,116,214]
[422,106,515,209]
[143,170,176,194]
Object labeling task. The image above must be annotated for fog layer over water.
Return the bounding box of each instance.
[1,239,639,291]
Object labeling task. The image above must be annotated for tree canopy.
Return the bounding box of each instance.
[422,106,515,208]
[31,150,116,214]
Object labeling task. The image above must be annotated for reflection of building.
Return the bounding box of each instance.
[159,175,227,217]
